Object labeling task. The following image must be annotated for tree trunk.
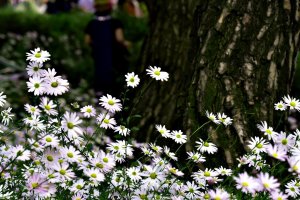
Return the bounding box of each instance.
[135,0,300,166]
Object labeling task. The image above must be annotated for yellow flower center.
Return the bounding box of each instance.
[242,182,249,187]
[47,155,53,161]
[59,169,66,175]
[67,152,74,158]
[154,70,160,76]
[45,137,52,143]
[35,53,41,58]
[290,101,296,107]
[44,105,51,110]
[108,100,114,105]
[282,139,288,145]
[31,182,39,189]
[67,122,74,129]
[266,129,272,134]
[51,82,58,88]
[204,171,210,177]
[150,172,157,179]
[76,185,82,189]
[34,83,40,88]
[96,163,104,169]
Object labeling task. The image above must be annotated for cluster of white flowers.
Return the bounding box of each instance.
[2,47,300,200]
[205,111,233,126]
[26,48,69,96]
[233,118,300,199]
[274,95,300,111]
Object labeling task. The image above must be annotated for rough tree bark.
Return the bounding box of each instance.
[135,0,300,166]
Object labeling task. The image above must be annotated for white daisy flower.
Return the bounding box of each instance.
[187,152,206,163]
[146,66,169,81]
[41,134,59,147]
[257,121,278,140]
[0,92,7,107]
[28,139,44,153]
[91,151,116,173]
[208,188,230,200]
[96,113,116,129]
[215,166,232,176]
[126,167,142,182]
[274,100,287,111]
[285,180,300,198]
[80,105,96,118]
[44,76,69,96]
[125,72,140,88]
[141,165,166,190]
[39,97,58,116]
[233,172,258,194]
[169,167,184,177]
[149,143,163,154]
[24,104,41,116]
[183,181,201,199]
[287,157,300,174]
[171,130,187,144]
[43,68,57,78]
[61,112,83,139]
[52,162,75,181]
[11,145,31,161]
[164,146,177,161]
[283,95,300,110]
[247,137,269,154]
[155,124,171,138]
[266,144,287,161]
[26,61,45,77]
[99,94,122,113]
[271,191,289,200]
[23,115,45,131]
[196,139,218,154]
[274,131,296,151]
[205,111,220,124]
[217,113,232,126]
[26,47,50,63]
[114,125,130,136]
[70,179,86,193]
[41,149,60,166]
[85,168,105,186]
[27,75,45,96]
[258,172,280,192]
[140,146,155,157]
[1,107,14,126]
[60,146,81,163]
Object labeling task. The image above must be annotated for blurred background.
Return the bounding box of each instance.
[0,0,148,114]
[1,0,300,164]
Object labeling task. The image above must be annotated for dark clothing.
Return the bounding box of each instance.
[85,15,126,94]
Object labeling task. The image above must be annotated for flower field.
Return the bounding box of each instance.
[1,48,300,200]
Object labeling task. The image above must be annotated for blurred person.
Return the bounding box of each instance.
[85,0,130,95]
